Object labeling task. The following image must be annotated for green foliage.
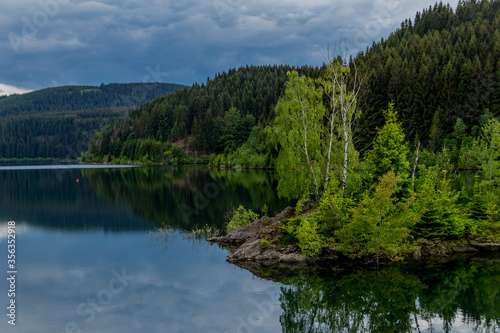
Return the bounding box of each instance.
[418,147,456,172]
[465,173,500,239]
[295,217,328,257]
[171,145,185,163]
[413,168,477,239]
[283,215,329,258]
[87,65,320,162]
[482,200,500,239]
[315,179,354,237]
[0,157,55,166]
[261,204,269,217]
[295,196,310,215]
[336,172,418,260]
[210,125,277,169]
[479,118,500,185]
[226,205,259,232]
[466,175,490,221]
[260,236,271,250]
[274,71,326,200]
[355,1,500,151]
[368,103,409,178]
[273,61,361,201]
[185,224,223,241]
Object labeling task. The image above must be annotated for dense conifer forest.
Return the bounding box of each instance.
[85,65,320,163]
[0,83,184,159]
[356,0,500,152]
[0,83,184,116]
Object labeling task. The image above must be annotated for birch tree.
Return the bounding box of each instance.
[274,60,362,201]
[325,60,362,197]
[274,71,326,201]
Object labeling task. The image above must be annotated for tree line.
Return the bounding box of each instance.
[356,0,500,150]
[0,83,185,116]
[84,65,320,163]
[0,109,127,159]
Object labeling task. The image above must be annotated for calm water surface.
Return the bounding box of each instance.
[0,165,498,332]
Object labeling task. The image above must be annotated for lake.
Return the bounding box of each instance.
[0,165,498,332]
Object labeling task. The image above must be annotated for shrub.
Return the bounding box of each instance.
[282,216,328,257]
[226,205,259,232]
[336,172,418,260]
[295,217,326,257]
[260,237,271,250]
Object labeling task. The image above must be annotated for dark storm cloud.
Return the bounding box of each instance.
[0,0,459,93]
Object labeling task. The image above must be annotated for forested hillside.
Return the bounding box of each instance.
[85,65,320,163]
[0,83,184,160]
[85,0,500,167]
[356,0,500,150]
[0,83,184,116]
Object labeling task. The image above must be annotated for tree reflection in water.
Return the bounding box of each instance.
[277,256,500,333]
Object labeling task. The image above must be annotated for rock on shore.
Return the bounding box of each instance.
[208,206,308,265]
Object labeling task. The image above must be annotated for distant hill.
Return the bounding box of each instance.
[0,82,185,117]
[0,82,185,160]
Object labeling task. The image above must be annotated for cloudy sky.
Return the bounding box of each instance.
[1,0,460,94]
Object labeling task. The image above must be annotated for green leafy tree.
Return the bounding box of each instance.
[368,103,410,178]
[479,118,500,188]
[295,217,327,257]
[171,145,185,163]
[315,178,354,237]
[274,63,361,201]
[274,71,326,201]
[466,175,489,221]
[226,205,259,232]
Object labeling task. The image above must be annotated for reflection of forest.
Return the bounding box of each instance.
[0,167,150,231]
[278,256,500,333]
[84,165,290,231]
[0,165,289,232]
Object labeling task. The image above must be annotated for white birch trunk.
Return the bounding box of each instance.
[411,141,420,192]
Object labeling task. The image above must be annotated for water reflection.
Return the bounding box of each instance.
[84,165,290,231]
[276,256,500,333]
[0,165,290,233]
[0,167,150,232]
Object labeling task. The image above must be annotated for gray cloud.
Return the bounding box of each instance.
[1,0,460,91]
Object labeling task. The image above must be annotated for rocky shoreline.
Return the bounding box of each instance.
[209,206,308,265]
[208,206,500,268]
